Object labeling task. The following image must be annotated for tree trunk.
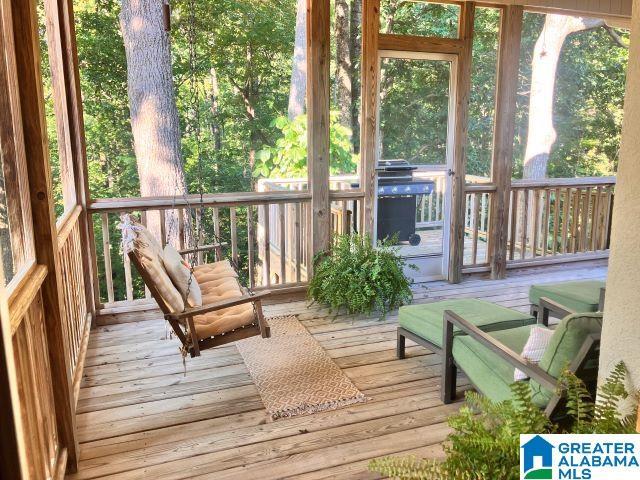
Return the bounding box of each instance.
[120,0,187,246]
[520,14,604,256]
[288,0,307,120]
[349,0,362,153]
[335,0,351,130]
[523,14,604,179]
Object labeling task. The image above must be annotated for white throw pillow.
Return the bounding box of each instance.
[163,245,203,308]
[514,326,554,381]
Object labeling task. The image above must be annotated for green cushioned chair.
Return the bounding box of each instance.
[397,299,536,358]
[529,280,606,319]
[442,309,602,420]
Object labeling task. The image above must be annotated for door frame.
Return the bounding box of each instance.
[375,50,458,281]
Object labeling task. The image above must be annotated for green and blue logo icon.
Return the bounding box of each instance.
[521,435,554,479]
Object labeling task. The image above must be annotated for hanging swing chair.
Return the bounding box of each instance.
[122,218,271,357]
[119,0,270,357]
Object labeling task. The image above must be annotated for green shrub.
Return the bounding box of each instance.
[369,362,638,480]
[308,233,415,318]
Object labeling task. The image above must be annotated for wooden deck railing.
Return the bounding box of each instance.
[89,176,614,311]
[56,206,91,403]
[89,190,364,312]
[462,176,615,271]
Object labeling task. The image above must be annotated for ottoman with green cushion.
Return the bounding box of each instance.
[449,312,603,410]
[398,298,536,353]
[529,280,605,314]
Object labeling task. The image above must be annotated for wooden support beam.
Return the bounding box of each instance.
[448,2,475,283]
[0,269,28,478]
[307,0,331,262]
[489,5,523,279]
[360,0,380,238]
[57,0,98,317]
[10,0,79,471]
[379,34,464,54]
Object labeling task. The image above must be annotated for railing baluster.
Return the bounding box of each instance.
[279,203,286,284]
[591,186,601,251]
[520,189,529,260]
[262,204,271,286]
[140,211,151,298]
[602,187,614,249]
[580,187,591,252]
[295,202,302,284]
[542,189,551,257]
[471,193,480,265]
[230,207,239,266]
[178,208,185,251]
[159,209,167,247]
[247,205,255,289]
[212,207,221,262]
[531,189,539,258]
[123,246,133,302]
[571,189,580,252]
[552,188,560,256]
[100,213,115,304]
[509,189,517,261]
[561,188,571,254]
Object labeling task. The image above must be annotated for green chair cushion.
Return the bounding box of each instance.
[399,299,536,349]
[453,325,539,404]
[530,312,603,407]
[529,280,605,313]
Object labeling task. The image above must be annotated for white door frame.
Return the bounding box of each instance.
[375,50,458,282]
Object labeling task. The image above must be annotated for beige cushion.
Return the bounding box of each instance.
[162,245,203,308]
[133,222,164,259]
[192,303,256,338]
[188,271,256,338]
[134,246,184,314]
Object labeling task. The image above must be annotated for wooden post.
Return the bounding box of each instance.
[10,0,79,470]
[51,0,98,317]
[0,268,28,478]
[307,0,331,265]
[448,2,475,283]
[489,5,523,279]
[360,0,380,239]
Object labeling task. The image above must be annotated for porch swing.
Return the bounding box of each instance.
[120,0,271,357]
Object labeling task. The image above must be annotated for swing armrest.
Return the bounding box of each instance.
[165,290,271,320]
[178,242,228,255]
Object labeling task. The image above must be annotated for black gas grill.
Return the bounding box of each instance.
[351,160,435,246]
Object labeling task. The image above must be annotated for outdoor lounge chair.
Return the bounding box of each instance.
[397,298,601,420]
[124,219,271,357]
[529,280,606,319]
[441,304,602,420]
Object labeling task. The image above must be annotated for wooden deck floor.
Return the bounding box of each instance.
[69,261,607,480]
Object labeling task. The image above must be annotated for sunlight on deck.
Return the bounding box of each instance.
[70,261,607,479]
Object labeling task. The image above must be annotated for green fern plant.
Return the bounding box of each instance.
[308,233,415,318]
[370,362,637,480]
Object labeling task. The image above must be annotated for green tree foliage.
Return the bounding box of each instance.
[369,362,638,480]
[38,2,627,301]
[254,113,357,178]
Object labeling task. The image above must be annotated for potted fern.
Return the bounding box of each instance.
[308,233,415,318]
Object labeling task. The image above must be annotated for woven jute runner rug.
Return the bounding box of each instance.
[236,315,367,420]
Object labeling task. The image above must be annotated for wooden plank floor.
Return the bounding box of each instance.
[69,261,607,479]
